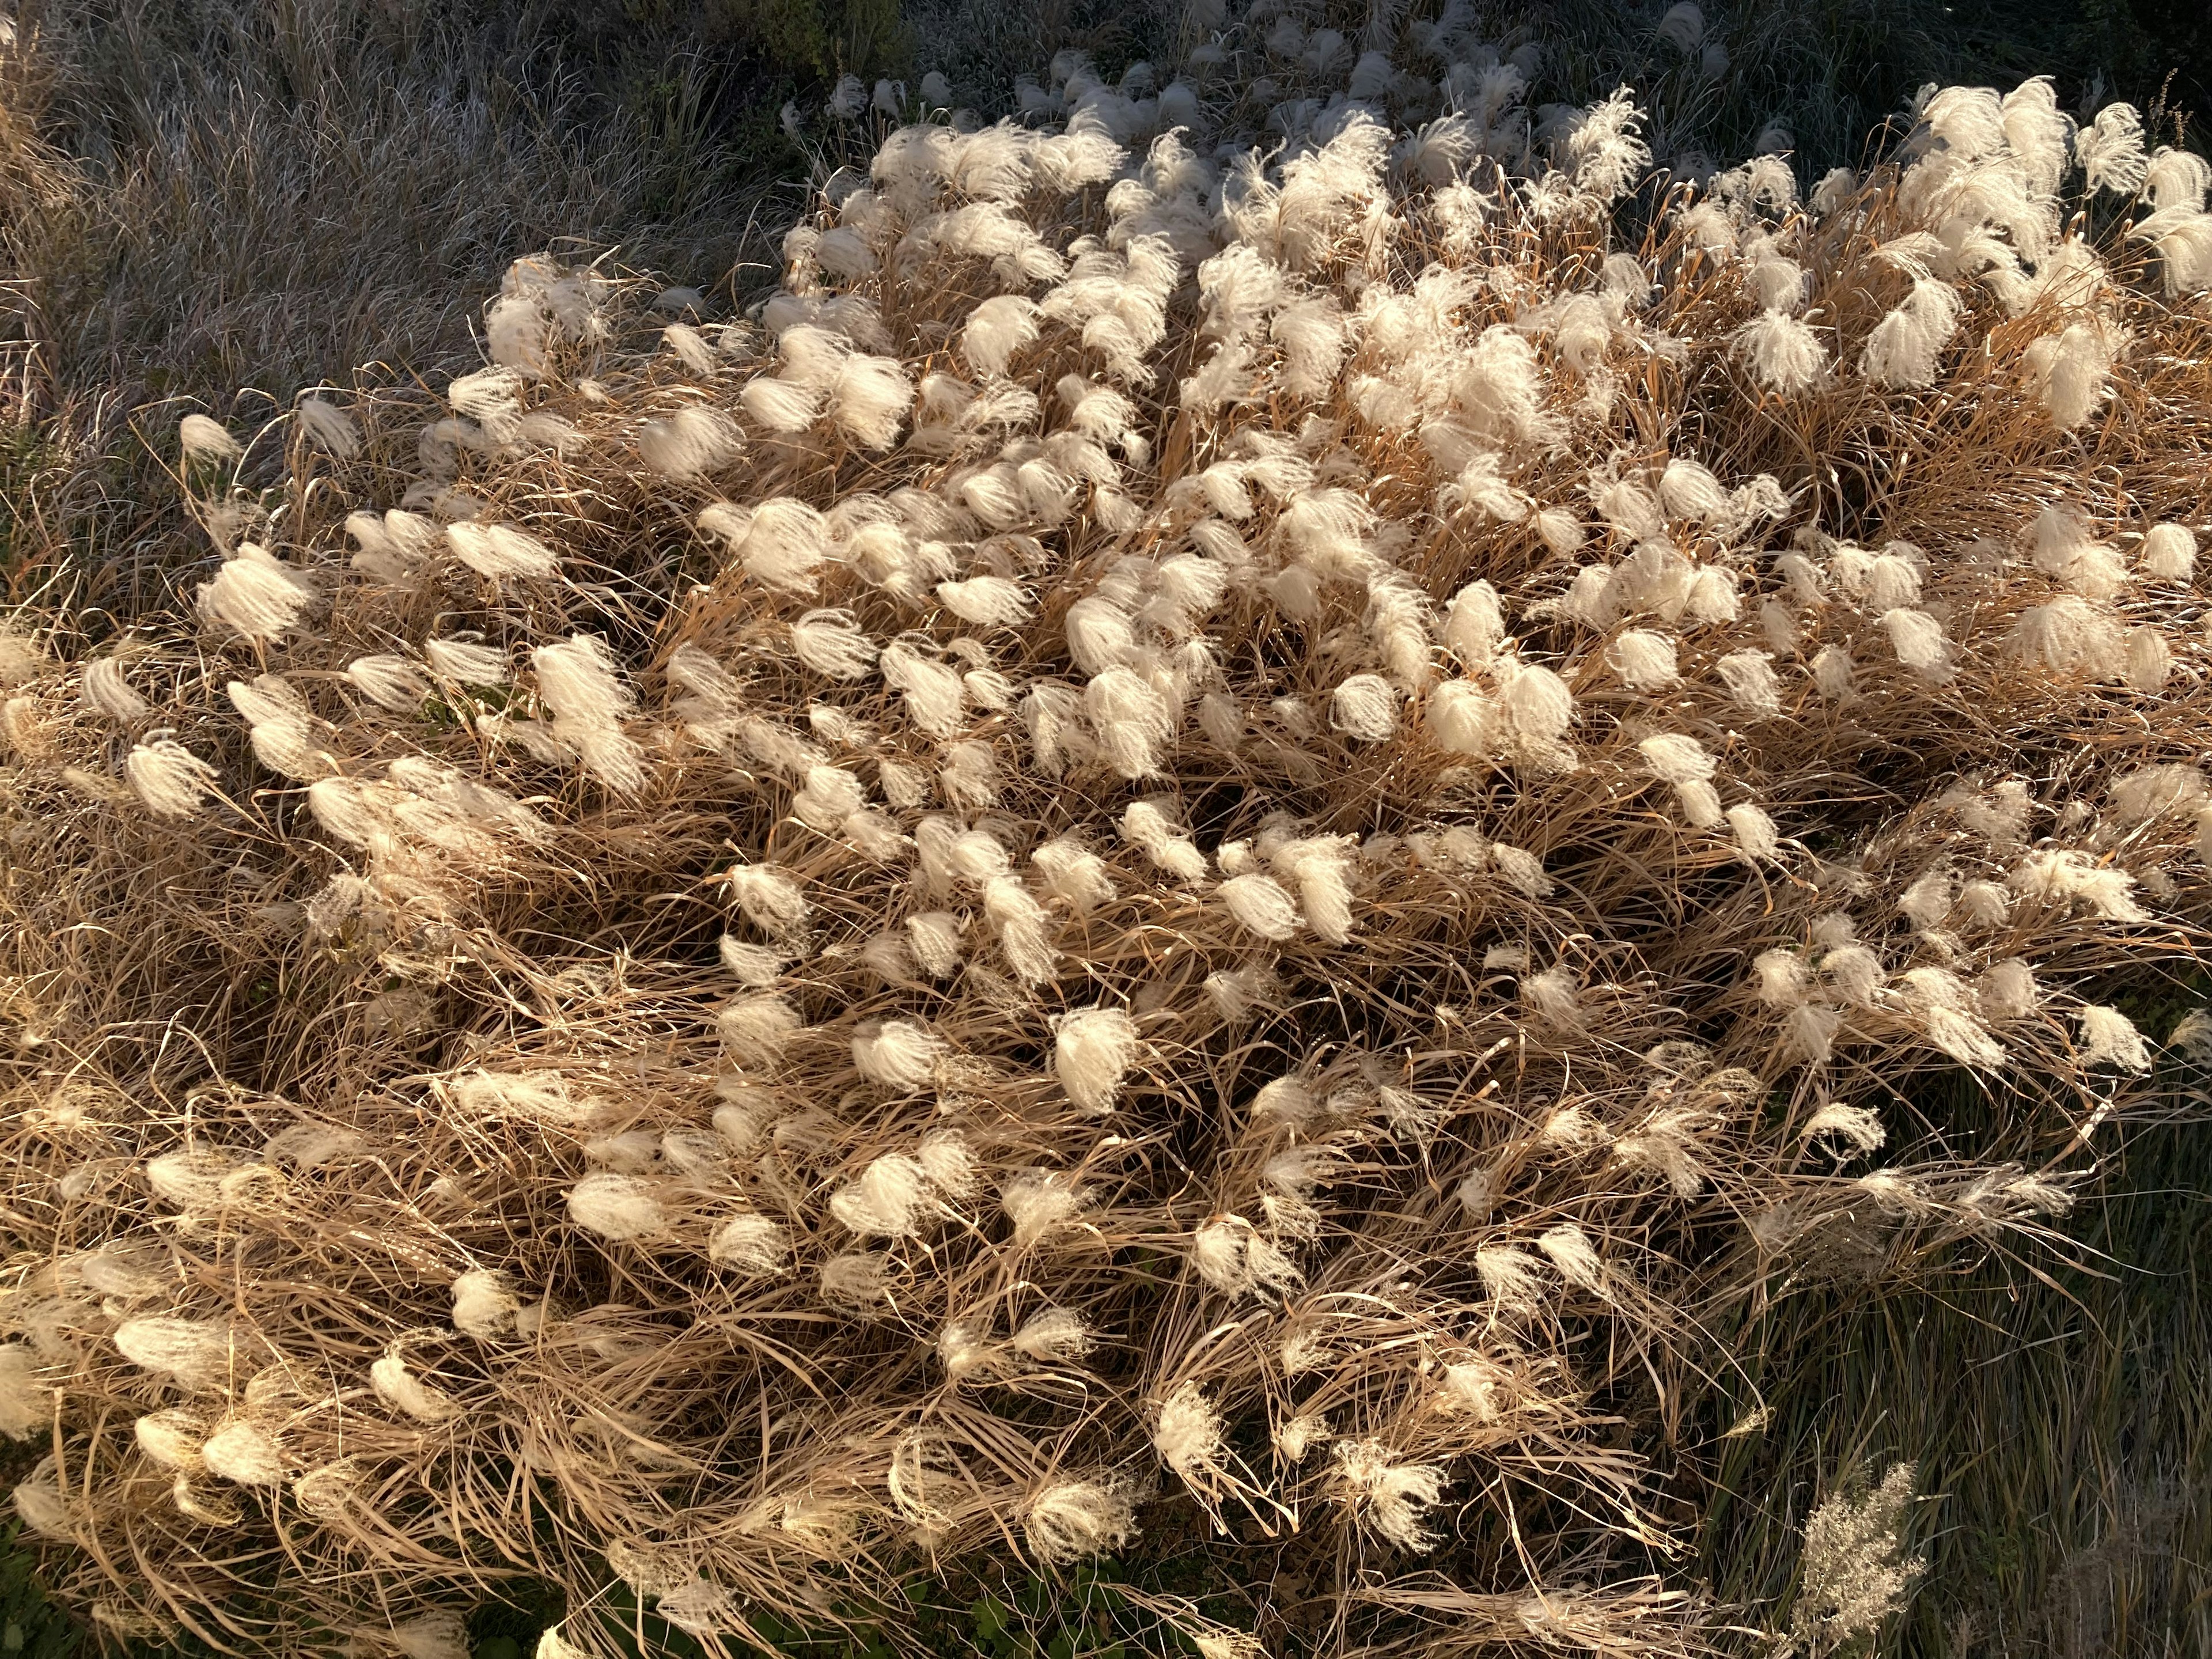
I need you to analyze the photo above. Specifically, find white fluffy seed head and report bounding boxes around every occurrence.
[81,657,150,721]
[451,1269,520,1339]
[533,635,645,792]
[1752,948,1809,1007]
[719,936,787,986]
[133,1407,207,1470]
[1490,842,1551,897]
[1859,278,1963,389]
[1270,835,1354,942]
[0,1347,50,1441]
[370,1350,459,1423]
[1442,581,1505,665]
[1821,944,1885,1006]
[1191,1213,1301,1297]
[346,653,433,713]
[1880,608,1950,674]
[2110,763,2207,824]
[1638,732,1715,786]
[830,1153,934,1237]
[1782,1002,1842,1064]
[726,863,808,933]
[446,521,559,581]
[792,764,869,830]
[937,575,1033,626]
[2080,1004,2150,1070]
[1331,673,1398,740]
[125,738,220,818]
[1979,959,2041,1021]
[1802,1103,1884,1153]
[1476,1245,1544,1310]
[961,296,1041,377]
[1638,733,1723,825]
[916,1130,978,1200]
[1611,629,1680,689]
[710,1214,791,1274]
[1032,837,1115,913]
[1521,966,1578,1026]
[790,609,877,679]
[1054,1006,1140,1112]
[1728,803,1779,860]
[114,1317,236,1392]
[201,1418,285,1486]
[903,910,964,978]
[1024,1480,1135,1565]
[725,498,831,594]
[1219,873,1301,939]
[1001,1168,1089,1245]
[2141,522,2196,581]
[2126,627,2173,695]
[567,1173,664,1241]
[882,643,968,737]
[1716,649,1783,715]
[1153,1381,1222,1478]
[197,544,319,642]
[853,1018,946,1091]
[179,413,242,461]
[390,1613,472,1659]
[423,636,507,685]
[2008,596,2127,679]
[2024,320,2118,429]
[637,407,743,479]
[1498,660,1574,753]
[12,1465,71,1539]
[1086,665,1173,778]
[715,995,800,1061]
[1010,1306,1093,1364]
[984,877,1058,983]
[1537,1223,1605,1293]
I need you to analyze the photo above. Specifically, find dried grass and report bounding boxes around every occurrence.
[0,5,2209,1657]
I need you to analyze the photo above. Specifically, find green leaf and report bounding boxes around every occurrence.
[971,1596,1007,1642]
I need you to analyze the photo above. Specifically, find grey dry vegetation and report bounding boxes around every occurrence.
[0,1,2209,1657]
[1785,1464,1923,1658]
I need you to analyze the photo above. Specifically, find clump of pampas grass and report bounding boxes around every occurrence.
[1,8,2208,1657]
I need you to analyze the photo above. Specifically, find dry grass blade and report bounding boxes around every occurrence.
[0,6,2209,1658]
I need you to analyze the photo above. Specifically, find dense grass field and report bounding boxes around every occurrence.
[2,2,2209,1656]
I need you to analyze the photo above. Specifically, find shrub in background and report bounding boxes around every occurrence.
[0,0,877,619]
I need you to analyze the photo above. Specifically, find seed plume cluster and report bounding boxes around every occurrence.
[1,3,2207,1654]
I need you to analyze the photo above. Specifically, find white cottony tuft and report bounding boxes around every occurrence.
[1219,873,1301,939]
[370,1349,459,1423]
[2080,1004,2150,1071]
[1638,733,1723,827]
[1054,1007,1140,1112]
[1331,673,1398,740]
[2141,522,2196,581]
[81,657,150,721]
[452,1270,520,1339]
[1024,1480,1134,1565]
[637,407,743,480]
[198,545,316,642]
[125,738,221,818]
[567,1174,664,1241]
[179,414,242,462]
[710,1215,791,1275]
[1152,1381,1223,1479]
[853,1019,946,1091]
